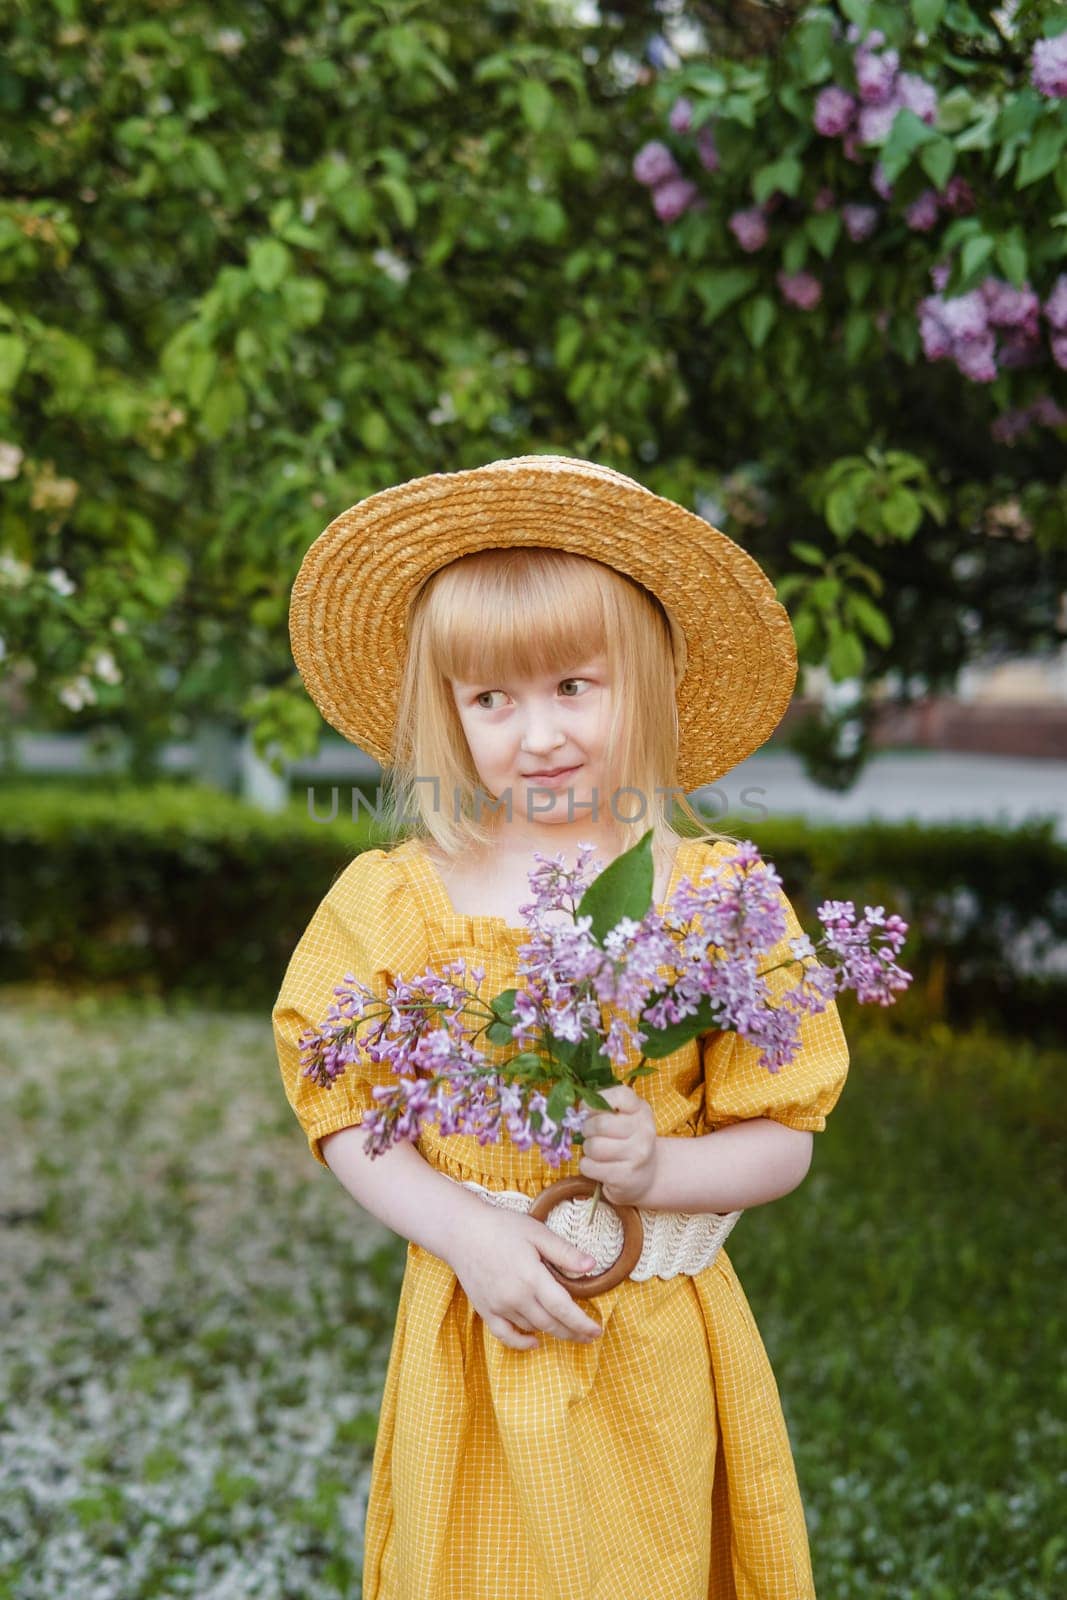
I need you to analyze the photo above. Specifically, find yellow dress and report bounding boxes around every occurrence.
[272,835,850,1600]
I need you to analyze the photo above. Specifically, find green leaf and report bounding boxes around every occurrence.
[752,155,803,204]
[919,135,955,190]
[878,108,937,181]
[200,377,247,439]
[844,309,872,363]
[491,988,520,1022]
[576,828,654,943]
[739,294,776,349]
[508,1051,548,1078]
[794,13,834,84]
[781,231,808,274]
[486,1020,514,1045]
[641,994,723,1059]
[994,229,1027,288]
[828,629,865,680]
[184,345,217,407]
[249,238,290,293]
[545,1031,579,1067]
[693,267,758,324]
[378,175,417,228]
[1017,120,1066,189]
[546,1078,574,1122]
[519,78,553,132]
[806,210,841,258]
[845,590,892,646]
[845,260,873,304]
[789,541,826,566]
[793,608,820,657]
[911,0,946,32]
[826,487,858,538]
[882,489,922,538]
[0,332,28,392]
[960,232,995,280]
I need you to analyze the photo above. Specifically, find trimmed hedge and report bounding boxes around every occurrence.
[1,783,1065,1033]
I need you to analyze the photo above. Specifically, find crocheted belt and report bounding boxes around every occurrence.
[449,1175,743,1282]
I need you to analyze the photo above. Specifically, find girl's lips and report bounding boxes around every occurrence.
[523,764,582,786]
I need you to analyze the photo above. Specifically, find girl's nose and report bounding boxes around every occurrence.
[520,700,567,755]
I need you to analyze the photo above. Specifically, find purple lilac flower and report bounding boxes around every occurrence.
[1044,274,1067,330]
[303,840,911,1162]
[942,175,975,214]
[930,261,951,292]
[813,85,856,136]
[633,140,679,188]
[729,206,769,251]
[1052,334,1067,371]
[812,185,836,213]
[895,71,938,124]
[905,189,940,232]
[996,325,1044,369]
[1031,33,1067,99]
[652,176,700,222]
[982,277,1041,331]
[669,96,693,133]
[919,289,999,380]
[1031,394,1067,425]
[991,394,1067,443]
[855,45,900,106]
[815,901,910,1005]
[842,203,879,242]
[777,270,823,310]
[858,100,901,144]
[696,124,719,172]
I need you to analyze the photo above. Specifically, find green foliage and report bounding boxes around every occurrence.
[0,0,1064,793]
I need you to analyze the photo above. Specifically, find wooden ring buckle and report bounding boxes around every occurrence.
[527,1176,644,1298]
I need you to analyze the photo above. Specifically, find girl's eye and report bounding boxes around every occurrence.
[474,690,506,709]
[559,678,590,697]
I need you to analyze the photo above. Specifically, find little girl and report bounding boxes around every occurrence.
[273,455,850,1600]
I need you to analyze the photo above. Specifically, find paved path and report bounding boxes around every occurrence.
[696,750,1067,841]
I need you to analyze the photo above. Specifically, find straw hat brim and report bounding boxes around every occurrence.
[289,454,797,794]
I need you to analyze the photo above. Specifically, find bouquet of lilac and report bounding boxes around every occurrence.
[299,831,910,1214]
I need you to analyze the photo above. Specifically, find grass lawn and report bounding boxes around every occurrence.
[0,991,1064,1599]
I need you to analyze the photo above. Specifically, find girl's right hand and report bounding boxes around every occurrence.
[446,1206,605,1351]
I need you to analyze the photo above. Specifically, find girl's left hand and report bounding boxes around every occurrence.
[578,1083,659,1207]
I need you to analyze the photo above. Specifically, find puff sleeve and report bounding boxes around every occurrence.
[271,847,432,1167]
[699,850,850,1135]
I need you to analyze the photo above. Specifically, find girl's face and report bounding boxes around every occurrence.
[449,654,614,827]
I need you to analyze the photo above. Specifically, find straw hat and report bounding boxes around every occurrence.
[288,454,797,792]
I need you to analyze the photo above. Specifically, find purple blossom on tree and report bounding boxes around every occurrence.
[842,203,879,242]
[855,45,900,106]
[1031,32,1067,99]
[813,85,856,137]
[696,124,719,172]
[1043,274,1067,331]
[652,177,700,222]
[669,96,693,133]
[776,270,823,310]
[632,140,679,188]
[894,71,938,125]
[728,206,769,251]
[858,100,901,144]
[905,189,941,232]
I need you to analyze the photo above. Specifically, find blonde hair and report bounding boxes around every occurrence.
[380,547,742,878]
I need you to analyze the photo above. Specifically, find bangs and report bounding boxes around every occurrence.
[420,548,610,685]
